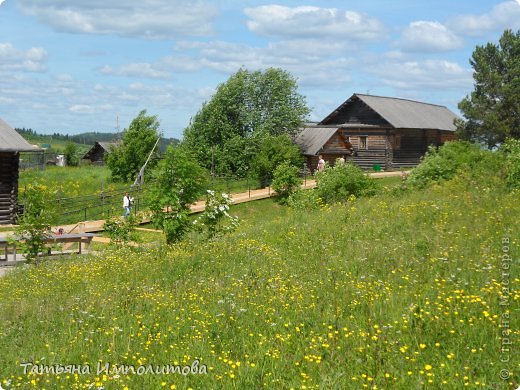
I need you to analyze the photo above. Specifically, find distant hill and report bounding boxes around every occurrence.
[15,128,180,153]
[15,128,122,146]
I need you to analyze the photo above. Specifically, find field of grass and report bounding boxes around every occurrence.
[19,165,124,198]
[0,166,517,389]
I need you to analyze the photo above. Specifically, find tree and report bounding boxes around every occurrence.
[149,146,208,244]
[106,110,162,182]
[63,142,79,166]
[251,134,304,187]
[457,29,520,148]
[183,68,310,174]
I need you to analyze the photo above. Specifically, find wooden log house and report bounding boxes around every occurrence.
[296,94,458,171]
[82,141,120,165]
[0,118,39,224]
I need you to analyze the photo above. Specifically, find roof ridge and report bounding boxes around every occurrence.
[354,93,449,109]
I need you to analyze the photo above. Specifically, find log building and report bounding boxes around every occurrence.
[82,141,120,165]
[0,118,38,224]
[296,94,458,171]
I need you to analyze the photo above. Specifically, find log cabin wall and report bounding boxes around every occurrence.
[0,152,19,224]
[391,129,427,168]
[338,128,390,169]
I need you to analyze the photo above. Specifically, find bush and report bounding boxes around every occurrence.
[64,142,79,166]
[272,162,302,204]
[252,134,303,187]
[103,216,139,246]
[193,190,239,239]
[500,138,520,189]
[315,162,376,204]
[407,141,486,189]
[287,189,324,210]
[12,184,57,263]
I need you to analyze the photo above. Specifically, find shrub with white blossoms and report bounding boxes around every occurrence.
[193,190,240,239]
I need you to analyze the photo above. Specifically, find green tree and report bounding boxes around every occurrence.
[183,68,310,174]
[251,134,304,187]
[63,141,79,166]
[457,29,520,148]
[107,110,161,182]
[149,146,208,244]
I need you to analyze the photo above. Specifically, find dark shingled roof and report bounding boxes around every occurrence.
[0,118,38,152]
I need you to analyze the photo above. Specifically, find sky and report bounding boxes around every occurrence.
[0,1,519,139]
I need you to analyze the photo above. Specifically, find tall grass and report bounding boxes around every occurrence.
[0,166,517,388]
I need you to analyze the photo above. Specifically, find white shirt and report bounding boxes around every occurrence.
[123,196,133,207]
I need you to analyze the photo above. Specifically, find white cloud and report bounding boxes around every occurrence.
[0,43,47,72]
[18,0,219,39]
[244,5,385,41]
[368,59,473,90]
[401,21,463,52]
[100,63,171,79]
[170,40,355,88]
[448,1,520,37]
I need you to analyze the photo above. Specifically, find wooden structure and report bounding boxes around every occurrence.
[296,94,458,171]
[82,141,119,164]
[0,118,38,224]
[0,233,98,261]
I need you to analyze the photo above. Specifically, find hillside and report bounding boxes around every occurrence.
[0,141,518,389]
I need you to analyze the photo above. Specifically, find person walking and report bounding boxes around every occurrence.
[317,155,325,173]
[123,192,134,218]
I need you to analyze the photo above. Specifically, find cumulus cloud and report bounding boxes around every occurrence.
[17,0,219,39]
[100,63,171,79]
[244,5,385,41]
[448,1,520,37]
[0,43,48,72]
[401,21,463,52]
[170,40,354,88]
[367,59,473,90]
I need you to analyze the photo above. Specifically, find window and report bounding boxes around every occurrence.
[359,136,368,150]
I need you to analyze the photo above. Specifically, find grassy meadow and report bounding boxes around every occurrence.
[19,165,125,199]
[0,165,518,389]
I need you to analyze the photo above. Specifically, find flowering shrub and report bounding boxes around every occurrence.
[193,190,239,239]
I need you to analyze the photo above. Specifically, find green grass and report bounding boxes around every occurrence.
[0,170,517,389]
[19,165,125,198]
[18,165,135,224]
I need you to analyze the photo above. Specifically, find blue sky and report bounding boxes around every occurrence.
[0,0,519,139]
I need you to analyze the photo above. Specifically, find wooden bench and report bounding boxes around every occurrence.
[0,233,98,261]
